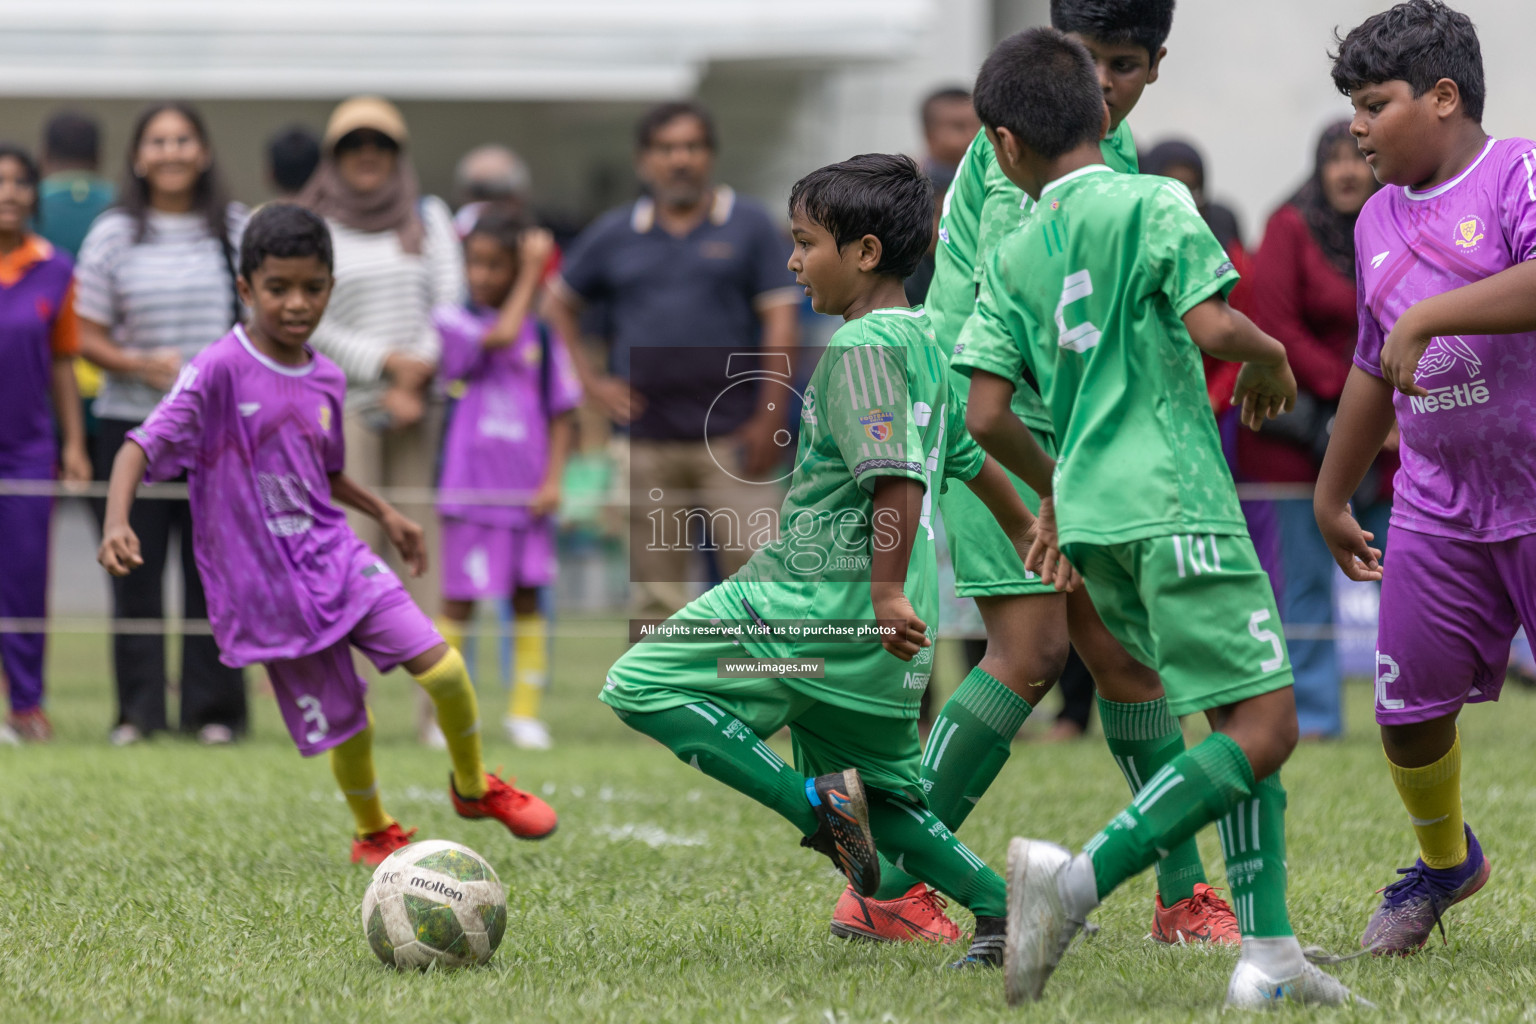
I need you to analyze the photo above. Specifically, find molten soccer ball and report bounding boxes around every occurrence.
[361,840,507,969]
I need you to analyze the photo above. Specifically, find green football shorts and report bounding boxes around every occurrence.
[938,429,1058,598]
[1063,532,1294,718]
[602,613,925,801]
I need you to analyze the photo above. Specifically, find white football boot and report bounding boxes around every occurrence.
[1226,959,1373,1010]
[1003,838,1086,1005]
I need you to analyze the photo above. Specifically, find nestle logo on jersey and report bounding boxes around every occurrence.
[1409,380,1490,414]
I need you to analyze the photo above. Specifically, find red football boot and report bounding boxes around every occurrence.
[451,772,558,839]
[830,883,962,944]
[351,822,417,866]
[1151,882,1241,945]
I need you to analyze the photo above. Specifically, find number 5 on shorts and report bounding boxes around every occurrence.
[1248,610,1284,672]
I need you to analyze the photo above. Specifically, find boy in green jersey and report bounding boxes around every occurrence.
[602,153,1051,968]
[952,30,1367,1008]
[842,0,1240,950]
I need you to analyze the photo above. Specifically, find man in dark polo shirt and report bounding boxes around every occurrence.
[544,101,800,616]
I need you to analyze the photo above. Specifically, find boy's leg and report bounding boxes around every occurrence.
[330,709,392,836]
[1006,537,1355,1006]
[1361,529,1511,953]
[1067,588,1225,931]
[507,520,558,743]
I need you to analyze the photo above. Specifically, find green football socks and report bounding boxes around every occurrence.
[618,703,1008,918]
[1097,695,1207,904]
[1085,731,1254,900]
[1217,772,1294,938]
[872,668,1031,900]
[621,703,819,835]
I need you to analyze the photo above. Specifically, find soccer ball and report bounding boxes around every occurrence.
[361,840,507,969]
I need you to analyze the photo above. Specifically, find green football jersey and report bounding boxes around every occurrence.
[706,306,983,714]
[927,120,1138,434]
[951,165,1245,547]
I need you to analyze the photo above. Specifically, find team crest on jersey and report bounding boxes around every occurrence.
[801,385,817,426]
[318,404,332,431]
[1453,215,1485,250]
[860,408,894,442]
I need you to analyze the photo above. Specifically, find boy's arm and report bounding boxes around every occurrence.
[1182,296,1298,430]
[328,472,428,577]
[870,476,930,662]
[1380,260,1536,395]
[1312,366,1394,582]
[483,229,555,348]
[963,370,1056,496]
[98,441,148,576]
[530,411,576,518]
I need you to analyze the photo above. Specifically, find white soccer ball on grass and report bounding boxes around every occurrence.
[361,840,507,969]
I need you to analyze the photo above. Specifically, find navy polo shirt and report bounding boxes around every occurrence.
[555,187,799,441]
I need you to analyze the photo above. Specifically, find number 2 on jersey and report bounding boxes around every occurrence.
[1055,270,1102,353]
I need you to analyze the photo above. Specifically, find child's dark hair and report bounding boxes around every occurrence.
[266,125,321,195]
[973,29,1104,160]
[466,208,532,255]
[1050,0,1176,60]
[788,153,933,280]
[238,203,333,280]
[1331,0,1484,122]
[43,111,100,166]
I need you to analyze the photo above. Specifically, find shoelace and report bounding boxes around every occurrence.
[1187,886,1238,929]
[1374,862,1459,947]
[913,888,950,917]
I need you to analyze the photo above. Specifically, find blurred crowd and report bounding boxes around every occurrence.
[5,87,1513,751]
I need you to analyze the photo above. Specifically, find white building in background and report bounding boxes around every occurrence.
[0,0,990,219]
[1,0,1530,243]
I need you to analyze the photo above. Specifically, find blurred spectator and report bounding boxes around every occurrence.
[906,86,978,304]
[1240,119,1386,739]
[265,124,320,198]
[36,111,115,464]
[1143,138,1252,411]
[452,144,532,238]
[297,96,464,746]
[542,101,800,616]
[75,101,249,747]
[37,111,115,258]
[0,143,90,744]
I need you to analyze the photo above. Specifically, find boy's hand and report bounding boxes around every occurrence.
[98,523,143,576]
[1022,496,1080,592]
[871,584,929,661]
[1316,504,1383,582]
[518,228,556,278]
[382,508,428,577]
[529,477,562,518]
[1231,358,1298,431]
[1379,313,1434,397]
[59,442,91,489]
[383,352,434,391]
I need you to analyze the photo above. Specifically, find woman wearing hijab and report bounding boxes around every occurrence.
[1239,120,1387,739]
[299,96,464,746]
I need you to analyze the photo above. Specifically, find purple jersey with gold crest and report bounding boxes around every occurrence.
[1354,136,1536,542]
[129,327,403,666]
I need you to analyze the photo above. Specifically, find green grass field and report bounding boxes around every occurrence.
[5,620,1536,1023]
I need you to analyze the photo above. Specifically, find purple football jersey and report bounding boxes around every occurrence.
[434,306,582,527]
[129,327,403,666]
[1354,137,1536,541]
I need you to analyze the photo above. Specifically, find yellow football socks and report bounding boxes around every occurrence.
[510,612,549,720]
[329,711,393,836]
[1388,731,1466,869]
[414,647,487,799]
[436,616,466,655]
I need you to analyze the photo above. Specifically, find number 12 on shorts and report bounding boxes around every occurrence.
[1247,610,1284,673]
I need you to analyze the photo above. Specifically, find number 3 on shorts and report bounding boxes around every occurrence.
[1247,610,1284,673]
[296,694,330,744]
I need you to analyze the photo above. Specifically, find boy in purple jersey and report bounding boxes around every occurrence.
[1317,0,1536,954]
[436,211,580,751]
[98,204,558,864]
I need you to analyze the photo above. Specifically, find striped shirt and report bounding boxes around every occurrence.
[307,195,464,412]
[74,206,248,422]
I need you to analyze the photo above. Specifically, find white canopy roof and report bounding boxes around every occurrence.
[0,0,932,99]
